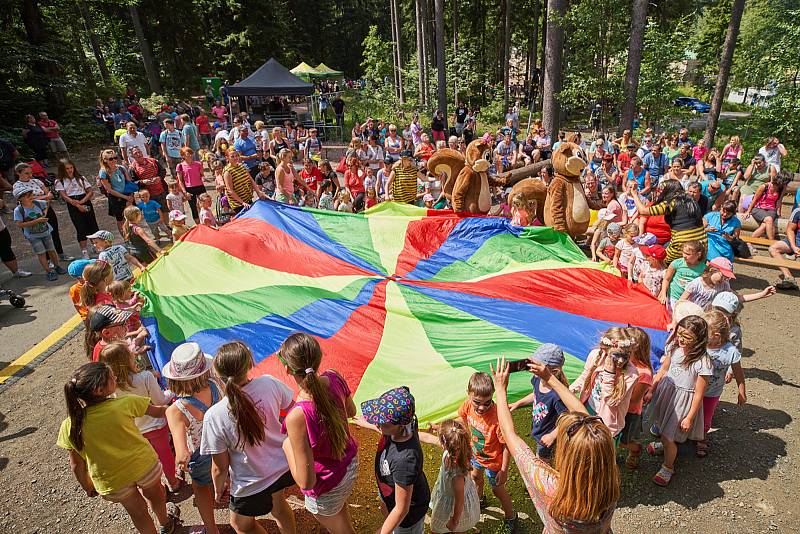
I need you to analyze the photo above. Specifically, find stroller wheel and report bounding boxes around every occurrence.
[10,295,25,308]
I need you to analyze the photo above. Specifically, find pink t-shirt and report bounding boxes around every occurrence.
[280,371,357,497]
[176,161,204,188]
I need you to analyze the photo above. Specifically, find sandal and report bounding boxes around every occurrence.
[626,446,642,469]
[653,464,674,486]
[646,441,664,456]
[696,439,709,458]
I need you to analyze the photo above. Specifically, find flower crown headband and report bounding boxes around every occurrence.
[600,337,635,349]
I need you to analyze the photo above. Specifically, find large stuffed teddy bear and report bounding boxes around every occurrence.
[427,139,503,213]
[543,141,605,237]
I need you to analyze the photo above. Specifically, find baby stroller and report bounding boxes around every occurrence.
[0,288,25,308]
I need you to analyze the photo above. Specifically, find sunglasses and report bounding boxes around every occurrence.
[106,156,117,161]
[566,415,603,438]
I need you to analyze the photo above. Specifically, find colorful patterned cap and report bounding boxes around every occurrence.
[86,230,114,242]
[361,386,415,426]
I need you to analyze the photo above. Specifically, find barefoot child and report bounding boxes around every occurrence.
[164,343,222,534]
[696,310,746,458]
[507,344,569,460]
[459,372,517,531]
[87,230,143,282]
[645,315,711,486]
[99,342,179,491]
[57,362,178,534]
[419,420,481,534]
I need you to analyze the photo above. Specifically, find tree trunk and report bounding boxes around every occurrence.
[503,0,512,109]
[618,0,648,134]
[77,0,111,88]
[538,5,548,110]
[415,0,426,106]
[453,0,458,106]
[69,5,97,97]
[20,0,67,115]
[704,0,745,147]
[390,0,405,103]
[389,0,400,99]
[528,0,540,104]
[435,0,447,128]
[542,0,566,137]
[129,4,162,94]
[421,0,430,107]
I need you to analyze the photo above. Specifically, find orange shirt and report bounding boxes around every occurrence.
[70,282,87,319]
[458,398,506,471]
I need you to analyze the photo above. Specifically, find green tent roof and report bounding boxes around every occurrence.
[290,62,323,81]
[315,63,343,78]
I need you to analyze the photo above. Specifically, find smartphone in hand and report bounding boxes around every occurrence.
[507,359,531,373]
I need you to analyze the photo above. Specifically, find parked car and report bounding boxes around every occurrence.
[674,97,711,113]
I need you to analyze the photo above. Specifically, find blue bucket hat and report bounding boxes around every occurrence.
[67,259,95,278]
[361,386,415,426]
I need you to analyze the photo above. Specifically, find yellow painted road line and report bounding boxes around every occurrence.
[0,314,83,385]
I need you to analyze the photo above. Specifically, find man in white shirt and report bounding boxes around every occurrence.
[118,122,150,163]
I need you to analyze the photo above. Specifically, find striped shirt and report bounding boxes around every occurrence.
[392,165,418,204]
[224,163,253,209]
[648,198,706,264]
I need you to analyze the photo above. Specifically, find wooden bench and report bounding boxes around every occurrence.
[740,235,777,247]
[735,255,800,272]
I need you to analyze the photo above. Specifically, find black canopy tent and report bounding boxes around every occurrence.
[227,58,314,97]
[227,58,315,125]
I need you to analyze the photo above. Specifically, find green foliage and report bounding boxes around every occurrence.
[139,93,178,115]
[689,0,729,99]
[360,26,396,100]
[636,19,692,127]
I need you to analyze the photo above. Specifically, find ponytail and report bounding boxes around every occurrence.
[214,341,265,449]
[279,332,350,459]
[64,362,113,450]
[80,262,112,309]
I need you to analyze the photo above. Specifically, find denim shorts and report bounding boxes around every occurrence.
[27,233,55,255]
[470,457,500,487]
[188,450,213,486]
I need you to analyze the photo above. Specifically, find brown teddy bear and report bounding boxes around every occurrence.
[543,141,604,237]
[426,139,503,213]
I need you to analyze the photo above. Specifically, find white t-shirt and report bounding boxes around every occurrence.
[215,130,230,143]
[615,239,637,271]
[200,375,293,497]
[54,176,91,197]
[119,132,149,162]
[117,371,170,433]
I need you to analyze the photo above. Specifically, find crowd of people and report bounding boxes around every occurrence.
[0,93,796,533]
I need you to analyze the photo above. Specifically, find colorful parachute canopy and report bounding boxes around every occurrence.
[136,201,669,423]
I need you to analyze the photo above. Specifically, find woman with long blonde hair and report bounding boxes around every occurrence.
[490,357,619,531]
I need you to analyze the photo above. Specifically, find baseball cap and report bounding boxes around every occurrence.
[599,208,619,222]
[361,386,415,426]
[12,181,36,198]
[634,232,658,246]
[712,291,740,314]
[86,230,114,242]
[169,210,186,221]
[88,305,133,332]
[640,244,666,260]
[531,343,565,367]
[708,257,736,279]
[607,222,622,235]
[67,259,95,278]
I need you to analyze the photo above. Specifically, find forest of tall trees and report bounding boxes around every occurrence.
[2,0,800,144]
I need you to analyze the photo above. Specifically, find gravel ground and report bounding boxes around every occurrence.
[0,146,797,533]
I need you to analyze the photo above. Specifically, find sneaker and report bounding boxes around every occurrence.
[46,270,58,281]
[504,512,518,534]
[54,265,68,275]
[650,424,661,437]
[81,249,90,259]
[12,270,32,278]
[775,276,799,290]
[59,253,75,262]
